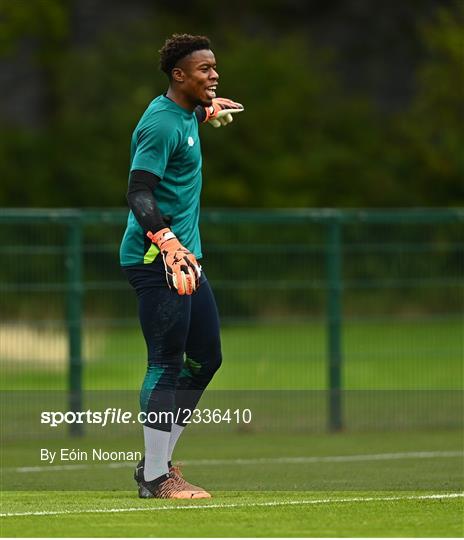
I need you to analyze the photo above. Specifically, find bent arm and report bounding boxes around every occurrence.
[126,169,167,234]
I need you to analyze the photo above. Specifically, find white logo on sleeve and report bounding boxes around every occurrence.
[187,136,194,147]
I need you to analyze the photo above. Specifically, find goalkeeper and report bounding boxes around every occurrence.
[119,33,243,500]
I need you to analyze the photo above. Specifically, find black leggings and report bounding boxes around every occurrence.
[124,260,222,431]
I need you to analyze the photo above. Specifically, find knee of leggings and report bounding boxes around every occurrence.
[148,348,184,368]
[187,350,222,386]
[147,356,183,388]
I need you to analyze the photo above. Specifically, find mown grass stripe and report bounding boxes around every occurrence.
[12,450,464,473]
[1,493,462,518]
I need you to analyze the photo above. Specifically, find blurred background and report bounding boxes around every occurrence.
[0,0,463,486]
[0,0,463,208]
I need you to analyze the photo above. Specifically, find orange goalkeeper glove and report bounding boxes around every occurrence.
[147,228,201,295]
[204,97,244,128]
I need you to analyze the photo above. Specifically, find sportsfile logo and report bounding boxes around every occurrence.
[40,408,252,428]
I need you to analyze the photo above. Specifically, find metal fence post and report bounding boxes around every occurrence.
[66,217,83,436]
[327,217,343,431]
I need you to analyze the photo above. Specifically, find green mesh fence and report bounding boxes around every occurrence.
[0,208,463,434]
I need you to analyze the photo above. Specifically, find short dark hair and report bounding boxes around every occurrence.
[159,33,211,77]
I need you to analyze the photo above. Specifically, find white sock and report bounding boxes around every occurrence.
[143,425,170,481]
[167,423,185,463]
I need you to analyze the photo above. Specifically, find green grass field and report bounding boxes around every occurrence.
[2,318,462,390]
[1,430,463,537]
[2,491,463,537]
[1,318,463,536]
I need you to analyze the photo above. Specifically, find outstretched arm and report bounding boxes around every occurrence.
[195,97,244,127]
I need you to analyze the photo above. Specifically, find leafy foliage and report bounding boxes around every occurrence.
[0,2,462,207]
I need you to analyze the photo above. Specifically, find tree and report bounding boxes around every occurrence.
[394,2,464,205]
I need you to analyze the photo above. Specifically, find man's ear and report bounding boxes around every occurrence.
[171,67,184,83]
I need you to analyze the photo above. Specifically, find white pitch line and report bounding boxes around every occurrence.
[177,451,464,466]
[10,450,464,473]
[1,493,462,518]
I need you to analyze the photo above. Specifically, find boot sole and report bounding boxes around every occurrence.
[137,482,211,499]
[138,483,155,498]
